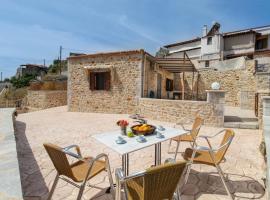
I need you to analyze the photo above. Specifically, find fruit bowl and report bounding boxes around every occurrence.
[131,124,156,136]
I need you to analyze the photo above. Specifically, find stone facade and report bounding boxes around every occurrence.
[184,60,256,108]
[68,51,143,114]
[68,50,227,127]
[138,95,224,127]
[27,90,67,110]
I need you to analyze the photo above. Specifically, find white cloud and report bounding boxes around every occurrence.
[118,15,162,45]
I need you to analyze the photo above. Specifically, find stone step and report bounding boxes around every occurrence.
[224,121,259,129]
[224,115,258,122]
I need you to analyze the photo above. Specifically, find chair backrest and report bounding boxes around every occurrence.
[190,116,203,139]
[125,161,186,200]
[216,129,235,163]
[43,143,73,178]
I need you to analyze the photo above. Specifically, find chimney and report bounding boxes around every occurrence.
[202,25,208,37]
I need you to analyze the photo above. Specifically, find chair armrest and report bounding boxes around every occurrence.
[193,145,213,151]
[199,129,226,139]
[174,123,191,132]
[63,144,82,159]
[115,168,146,182]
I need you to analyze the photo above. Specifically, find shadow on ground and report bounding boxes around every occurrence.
[182,169,265,199]
[15,120,49,199]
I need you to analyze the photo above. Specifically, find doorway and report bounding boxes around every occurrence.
[157,73,162,99]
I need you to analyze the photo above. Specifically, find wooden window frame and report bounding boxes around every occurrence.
[205,60,210,67]
[89,71,111,91]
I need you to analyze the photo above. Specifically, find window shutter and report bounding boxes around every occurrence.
[89,72,95,90]
[104,72,111,90]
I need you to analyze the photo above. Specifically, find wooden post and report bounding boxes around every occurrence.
[181,51,186,100]
[181,72,185,100]
[191,68,194,100]
[143,55,147,97]
[196,73,199,100]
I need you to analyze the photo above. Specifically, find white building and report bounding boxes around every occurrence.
[161,23,270,68]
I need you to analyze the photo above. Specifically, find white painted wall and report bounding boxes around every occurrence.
[201,34,223,60]
[167,48,201,59]
[167,40,201,53]
[164,25,270,64]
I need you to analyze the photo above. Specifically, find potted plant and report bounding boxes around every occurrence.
[117,120,129,136]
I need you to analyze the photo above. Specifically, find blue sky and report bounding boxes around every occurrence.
[0,0,269,79]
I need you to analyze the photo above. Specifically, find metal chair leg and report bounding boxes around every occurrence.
[47,174,59,200]
[215,164,234,200]
[175,182,182,200]
[174,141,180,160]
[106,159,115,197]
[168,139,172,153]
[184,163,192,185]
[76,183,86,200]
[115,176,122,200]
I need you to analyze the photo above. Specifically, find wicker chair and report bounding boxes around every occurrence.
[115,161,187,200]
[43,143,114,200]
[168,116,204,160]
[182,129,235,200]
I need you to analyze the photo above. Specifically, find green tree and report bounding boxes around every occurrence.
[4,78,10,82]
[48,59,67,74]
[10,74,36,88]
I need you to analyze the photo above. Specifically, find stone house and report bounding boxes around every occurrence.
[68,50,144,114]
[16,64,48,79]
[162,23,270,68]
[67,49,199,112]
[67,24,270,127]
[67,49,227,126]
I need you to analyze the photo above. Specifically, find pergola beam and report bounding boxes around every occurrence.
[155,53,196,73]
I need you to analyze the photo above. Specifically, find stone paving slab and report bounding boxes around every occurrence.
[15,106,266,200]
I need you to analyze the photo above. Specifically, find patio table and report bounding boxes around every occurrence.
[92,126,188,175]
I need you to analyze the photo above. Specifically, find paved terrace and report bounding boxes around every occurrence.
[15,106,266,200]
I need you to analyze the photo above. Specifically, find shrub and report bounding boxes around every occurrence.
[10,74,36,88]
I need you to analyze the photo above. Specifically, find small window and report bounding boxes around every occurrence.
[256,37,268,50]
[205,61,209,67]
[207,37,212,45]
[89,72,110,90]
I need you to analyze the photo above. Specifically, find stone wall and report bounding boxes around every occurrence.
[0,108,23,199]
[262,97,270,199]
[185,60,256,108]
[138,97,224,127]
[256,73,270,91]
[27,90,67,110]
[68,51,143,114]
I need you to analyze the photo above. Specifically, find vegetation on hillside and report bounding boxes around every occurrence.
[10,74,36,88]
[48,59,67,74]
[4,87,27,100]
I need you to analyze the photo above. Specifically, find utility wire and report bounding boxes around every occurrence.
[62,47,97,53]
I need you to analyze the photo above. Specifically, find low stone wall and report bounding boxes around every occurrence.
[138,97,224,127]
[27,90,67,110]
[258,91,270,129]
[0,108,23,199]
[263,97,270,199]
